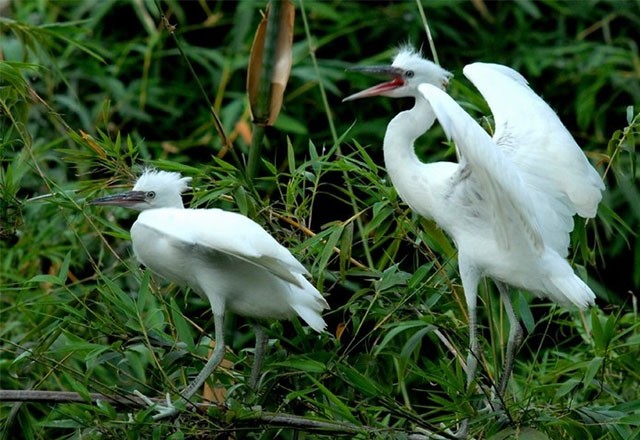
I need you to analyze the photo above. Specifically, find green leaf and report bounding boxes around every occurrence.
[287,137,296,175]
[136,270,151,312]
[375,320,428,355]
[57,252,71,284]
[583,356,604,389]
[555,378,580,398]
[316,224,343,271]
[339,221,353,278]
[517,292,535,333]
[306,374,358,424]
[490,427,550,440]
[407,262,435,290]
[170,297,195,352]
[376,265,411,292]
[400,324,434,360]
[271,357,327,373]
[28,274,62,285]
[275,112,308,135]
[337,363,385,397]
[234,185,250,216]
[590,308,605,355]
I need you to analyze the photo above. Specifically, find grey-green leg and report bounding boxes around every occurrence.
[249,324,269,390]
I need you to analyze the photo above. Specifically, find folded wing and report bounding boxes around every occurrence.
[138,208,311,287]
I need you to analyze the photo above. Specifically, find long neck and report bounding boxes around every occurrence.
[383,96,436,179]
[383,97,438,211]
[382,96,459,230]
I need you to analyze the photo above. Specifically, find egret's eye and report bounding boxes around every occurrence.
[146,191,156,199]
[405,70,415,78]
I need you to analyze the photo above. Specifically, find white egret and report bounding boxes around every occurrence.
[91,169,329,419]
[344,48,603,420]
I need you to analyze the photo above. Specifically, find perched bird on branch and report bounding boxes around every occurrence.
[345,47,603,436]
[91,169,329,419]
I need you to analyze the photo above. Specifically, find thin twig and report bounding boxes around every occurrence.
[415,0,440,65]
[602,111,639,180]
[0,389,150,406]
[152,0,233,158]
[270,211,367,269]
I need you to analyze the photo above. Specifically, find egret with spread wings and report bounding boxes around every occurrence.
[344,48,603,426]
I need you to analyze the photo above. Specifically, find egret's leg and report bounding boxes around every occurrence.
[456,260,481,438]
[144,312,226,420]
[460,276,480,389]
[453,287,477,439]
[180,311,226,401]
[496,282,523,396]
[249,324,268,390]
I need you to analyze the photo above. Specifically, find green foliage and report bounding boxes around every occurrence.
[1,1,639,439]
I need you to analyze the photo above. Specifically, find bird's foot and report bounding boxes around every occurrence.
[412,421,470,440]
[452,419,469,439]
[485,388,512,425]
[481,392,499,413]
[133,390,182,420]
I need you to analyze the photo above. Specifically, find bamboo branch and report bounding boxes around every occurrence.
[0,389,149,406]
[0,389,457,439]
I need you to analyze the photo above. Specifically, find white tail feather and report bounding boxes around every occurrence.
[292,304,328,333]
[548,275,596,309]
[289,275,329,333]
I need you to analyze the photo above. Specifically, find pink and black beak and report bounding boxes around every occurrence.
[342,66,406,102]
[90,191,146,207]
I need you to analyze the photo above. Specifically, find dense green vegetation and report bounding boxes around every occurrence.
[1,1,639,438]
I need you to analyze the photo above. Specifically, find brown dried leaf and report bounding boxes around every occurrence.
[247,11,268,117]
[80,130,107,159]
[247,1,295,126]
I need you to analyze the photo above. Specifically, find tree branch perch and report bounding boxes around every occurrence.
[0,389,457,439]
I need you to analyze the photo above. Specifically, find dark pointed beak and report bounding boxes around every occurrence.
[342,65,405,102]
[90,191,146,207]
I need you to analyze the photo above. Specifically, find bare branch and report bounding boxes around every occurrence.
[0,389,457,439]
[0,389,151,407]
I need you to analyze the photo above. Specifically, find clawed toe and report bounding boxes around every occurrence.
[133,390,181,420]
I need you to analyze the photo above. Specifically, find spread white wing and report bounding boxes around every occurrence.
[419,83,545,255]
[463,63,604,256]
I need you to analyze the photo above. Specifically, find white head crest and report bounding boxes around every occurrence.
[392,46,424,67]
[133,168,192,194]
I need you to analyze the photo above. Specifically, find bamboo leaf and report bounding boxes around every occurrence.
[170,297,196,352]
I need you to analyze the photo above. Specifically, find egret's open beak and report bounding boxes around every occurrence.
[342,66,405,102]
[90,191,146,207]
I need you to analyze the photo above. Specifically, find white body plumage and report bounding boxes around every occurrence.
[91,169,328,418]
[344,48,603,423]
[131,206,327,331]
[346,49,603,310]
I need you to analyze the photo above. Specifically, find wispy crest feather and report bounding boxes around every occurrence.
[392,45,424,66]
[133,168,192,194]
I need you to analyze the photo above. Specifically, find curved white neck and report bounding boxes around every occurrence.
[383,97,436,178]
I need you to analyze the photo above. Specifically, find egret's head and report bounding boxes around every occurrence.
[90,169,192,210]
[343,46,452,101]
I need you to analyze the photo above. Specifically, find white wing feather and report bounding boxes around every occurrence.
[463,63,604,255]
[418,83,545,254]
